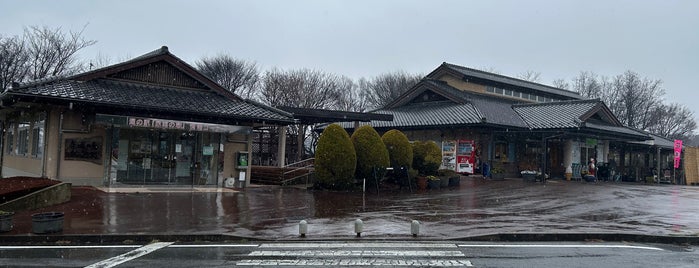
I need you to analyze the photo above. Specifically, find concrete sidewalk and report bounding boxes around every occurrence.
[1,178,698,244]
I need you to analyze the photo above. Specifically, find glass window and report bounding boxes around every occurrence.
[494,87,503,94]
[521,93,530,100]
[32,116,46,158]
[486,86,495,93]
[529,94,537,101]
[17,122,30,156]
[504,89,512,96]
[6,121,15,155]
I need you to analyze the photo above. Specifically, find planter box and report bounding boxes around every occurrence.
[448,176,461,187]
[439,176,450,188]
[522,173,536,182]
[32,212,64,234]
[0,212,13,233]
[427,179,441,190]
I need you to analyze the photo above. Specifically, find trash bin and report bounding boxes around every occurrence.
[32,212,64,234]
[0,211,13,233]
[482,162,490,177]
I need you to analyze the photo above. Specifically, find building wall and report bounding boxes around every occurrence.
[223,133,251,187]
[58,112,108,186]
[438,74,487,93]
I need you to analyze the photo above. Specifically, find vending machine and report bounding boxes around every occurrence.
[456,140,476,174]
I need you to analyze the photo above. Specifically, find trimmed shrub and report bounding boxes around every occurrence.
[412,141,441,176]
[315,124,357,190]
[381,129,413,169]
[351,125,390,183]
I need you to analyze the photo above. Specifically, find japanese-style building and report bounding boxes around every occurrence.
[0,46,295,188]
[341,62,676,181]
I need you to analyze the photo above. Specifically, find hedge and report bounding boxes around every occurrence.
[351,125,390,183]
[381,129,413,169]
[315,124,357,190]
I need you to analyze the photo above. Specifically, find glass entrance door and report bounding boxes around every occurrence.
[152,132,196,185]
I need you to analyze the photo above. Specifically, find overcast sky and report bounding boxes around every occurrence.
[2,0,697,119]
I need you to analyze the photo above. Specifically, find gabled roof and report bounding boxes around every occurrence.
[2,47,294,124]
[383,79,529,128]
[513,99,616,129]
[428,62,585,100]
[385,79,466,109]
[69,46,241,101]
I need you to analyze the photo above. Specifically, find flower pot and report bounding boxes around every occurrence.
[427,179,441,190]
[32,212,64,234]
[0,211,13,233]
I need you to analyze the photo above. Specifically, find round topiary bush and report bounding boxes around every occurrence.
[315,124,357,190]
[351,125,390,183]
[381,129,413,169]
[412,140,442,176]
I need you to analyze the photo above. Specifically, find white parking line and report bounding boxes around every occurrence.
[84,242,173,268]
[458,244,664,251]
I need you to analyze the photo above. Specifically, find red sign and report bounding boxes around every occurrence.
[674,140,682,169]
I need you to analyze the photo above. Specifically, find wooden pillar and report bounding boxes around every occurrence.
[277,126,286,167]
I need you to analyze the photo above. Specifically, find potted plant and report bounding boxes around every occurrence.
[0,211,13,233]
[490,166,506,180]
[426,175,441,189]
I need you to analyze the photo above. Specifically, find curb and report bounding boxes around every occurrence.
[1,233,697,245]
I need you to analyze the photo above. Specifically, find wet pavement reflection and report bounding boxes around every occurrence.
[4,178,699,239]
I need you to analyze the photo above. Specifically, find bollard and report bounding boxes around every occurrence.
[299,220,308,238]
[411,220,420,237]
[354,219,363,237]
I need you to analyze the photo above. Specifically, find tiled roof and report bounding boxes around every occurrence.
[388,79,529,128]
[465,93,529,128]
[513,99,599,129]
[441,63,585,100]
[346,101,482,129]
[7,79,292,122]
[585,122,650,140]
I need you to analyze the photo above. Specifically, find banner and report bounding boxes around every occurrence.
[674,140,683,169]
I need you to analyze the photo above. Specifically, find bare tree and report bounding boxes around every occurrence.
[196,54,259,99]
[1,25,95,91]
[24,25,96,79]
[646,103,697,140]
[335,76,369,112]
[0,35,29,91]
[260,68,348,161]
[517,70,542,83]
[551,78,570,90]
[359,71,422,109]
[572,71,603,99]
[608,71,665,130]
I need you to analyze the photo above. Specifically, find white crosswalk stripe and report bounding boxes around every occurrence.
[236,242,473,267]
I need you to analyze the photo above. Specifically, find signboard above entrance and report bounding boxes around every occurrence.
[95,114,250,134]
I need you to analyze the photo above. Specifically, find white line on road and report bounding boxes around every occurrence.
[258,243,458,248]
[84,242,174,268]
[249,250,466,257]
[458,244,664,251]
[168,244,259,248]
[236,259,473,266]
[0,245,142,249]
